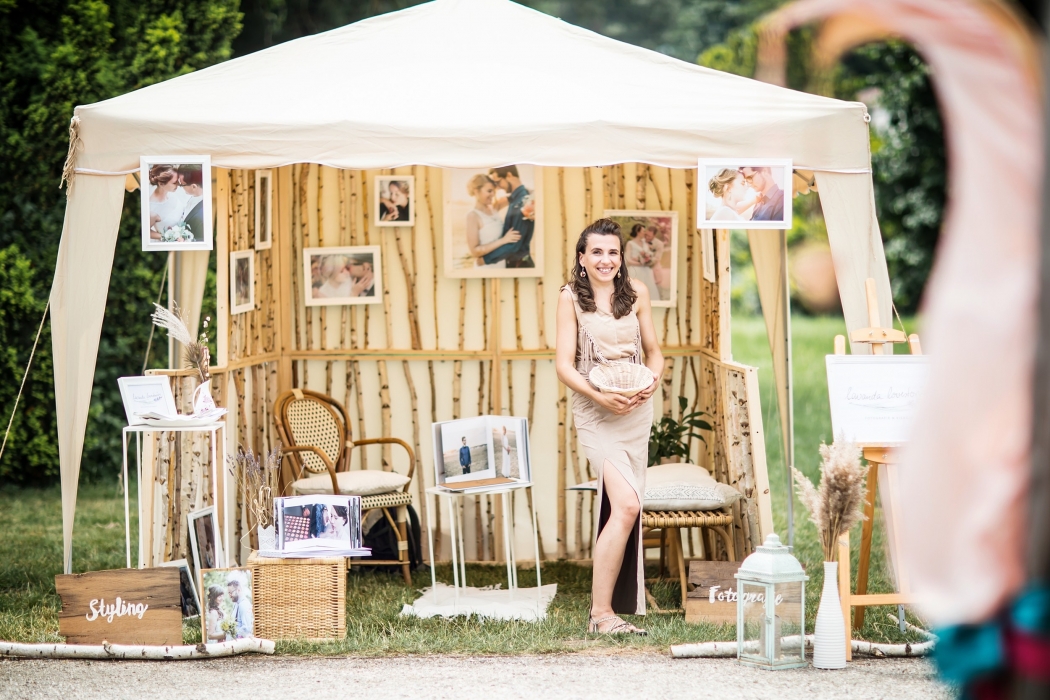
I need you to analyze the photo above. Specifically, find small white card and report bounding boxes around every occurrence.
[117,376,177,426]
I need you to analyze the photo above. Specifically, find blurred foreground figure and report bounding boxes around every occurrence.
[763,0,1046,696]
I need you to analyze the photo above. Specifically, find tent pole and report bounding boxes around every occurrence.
[780,230,795,547]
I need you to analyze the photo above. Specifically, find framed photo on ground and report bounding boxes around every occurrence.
[443,165,544,278]
[604,210,678,307]
[303,245,381,306]
[374,175,415,227]
[140,155,213,251]
[117,375,177,425]
[697,158,792,230]
[200,568,254,642]
[188,506,225,575]
[254,169,273,250]
[229,250,254,315]
[158,558,201,618]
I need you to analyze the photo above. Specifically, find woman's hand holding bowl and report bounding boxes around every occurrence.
[591,389,635,415]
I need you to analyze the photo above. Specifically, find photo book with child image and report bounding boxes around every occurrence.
[431,415,532,492]
[264,494,370,558]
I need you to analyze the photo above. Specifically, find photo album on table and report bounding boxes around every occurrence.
[263,495,369,558]
[431,415,532,492]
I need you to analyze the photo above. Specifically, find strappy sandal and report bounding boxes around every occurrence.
[588,615,648,636]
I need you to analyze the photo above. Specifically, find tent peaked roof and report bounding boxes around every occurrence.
[73,0,870,172]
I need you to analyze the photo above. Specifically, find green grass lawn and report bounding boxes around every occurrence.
[0,315,925,652]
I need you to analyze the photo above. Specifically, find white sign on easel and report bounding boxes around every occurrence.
[825,355,931,446]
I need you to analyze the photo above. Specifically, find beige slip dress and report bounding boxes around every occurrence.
[564,285,653,615]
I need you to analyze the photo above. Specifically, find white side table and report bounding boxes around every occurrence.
[121,422,227,569]
[425,483,542,609]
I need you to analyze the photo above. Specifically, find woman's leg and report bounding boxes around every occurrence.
[590,460,640,627]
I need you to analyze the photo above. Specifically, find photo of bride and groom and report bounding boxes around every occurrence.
[140,156,213,251]
[606,210,678,307]
[444,164,544,278]
[699,159,792,230]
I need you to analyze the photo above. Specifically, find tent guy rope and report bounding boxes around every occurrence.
[0,301,50,467]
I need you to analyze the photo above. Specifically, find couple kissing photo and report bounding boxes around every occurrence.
[140,155,213,251]
[699,158,792,230]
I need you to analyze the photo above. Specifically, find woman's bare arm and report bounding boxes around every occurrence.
[555,288,633,414]
[627,280,663,406]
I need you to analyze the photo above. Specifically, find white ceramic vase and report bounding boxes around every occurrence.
[813,560,847,669]
[192,378,216,415]
[257,524,276,552]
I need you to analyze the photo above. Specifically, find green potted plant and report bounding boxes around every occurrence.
[648,396,713,466]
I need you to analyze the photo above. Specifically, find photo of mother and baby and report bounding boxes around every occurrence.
[141,158,213,249]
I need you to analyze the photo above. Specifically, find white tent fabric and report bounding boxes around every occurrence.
[52,0,888,571]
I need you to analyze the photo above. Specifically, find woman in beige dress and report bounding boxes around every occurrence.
[556,218,663,635]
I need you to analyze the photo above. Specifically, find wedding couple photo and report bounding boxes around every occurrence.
[605,210,678,307]
[140,155,213,251]
[443,164,544,278]
[698,158,792,230]
[303,245,382,306]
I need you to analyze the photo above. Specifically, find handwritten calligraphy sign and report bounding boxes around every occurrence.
[826,355,931,446]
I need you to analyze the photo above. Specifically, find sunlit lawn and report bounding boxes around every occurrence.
[0,315,925,652]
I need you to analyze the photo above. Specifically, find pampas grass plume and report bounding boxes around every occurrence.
[793,439,868,562]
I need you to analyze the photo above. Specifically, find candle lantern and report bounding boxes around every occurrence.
[735,533,808,670]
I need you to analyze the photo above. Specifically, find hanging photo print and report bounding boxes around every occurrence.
[697,158,793,230]
[374,175,415,227]
[140,155,213,251]
[229,250,255,315]
[303,245,382,306]
[255,169,273,250]
[443,165,544,278]
[604,210,678,307]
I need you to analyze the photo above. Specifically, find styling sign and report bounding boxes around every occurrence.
[56,568,182,645]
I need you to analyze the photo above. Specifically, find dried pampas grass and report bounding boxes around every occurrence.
[793,439,868,562]
[151,303,211,383]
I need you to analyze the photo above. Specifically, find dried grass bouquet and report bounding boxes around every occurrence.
[792,440,869,562]
[228,445,282,530]
[151,303,211,384]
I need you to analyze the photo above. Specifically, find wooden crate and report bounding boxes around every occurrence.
[248,552,346,641]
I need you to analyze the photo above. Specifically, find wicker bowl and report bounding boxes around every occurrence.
[589,362,655,398]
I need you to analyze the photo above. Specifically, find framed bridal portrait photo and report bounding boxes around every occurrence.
[303,246,382,306]
[443,165,544,279]
[697,158,793,230]
[230,250,255,315]
[374,175,415,227]
[140,155,213,251]
[604,210,678,307]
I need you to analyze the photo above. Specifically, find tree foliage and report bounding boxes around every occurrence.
[0,0,240,485]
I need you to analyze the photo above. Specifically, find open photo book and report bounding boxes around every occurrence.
[262,495,370,559]
[431,415,531,492]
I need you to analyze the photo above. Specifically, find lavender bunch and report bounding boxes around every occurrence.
[228,445,282,529]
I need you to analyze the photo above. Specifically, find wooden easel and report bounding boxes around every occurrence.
[834,278,921,661]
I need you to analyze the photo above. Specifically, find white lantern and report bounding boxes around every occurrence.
[735,533,808,670]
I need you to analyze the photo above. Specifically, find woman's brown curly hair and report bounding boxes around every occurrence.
[569,218,637,319]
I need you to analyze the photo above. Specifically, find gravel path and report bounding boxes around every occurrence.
[0,653,948,699]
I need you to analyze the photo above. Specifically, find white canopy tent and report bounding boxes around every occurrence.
[52,0,890,572]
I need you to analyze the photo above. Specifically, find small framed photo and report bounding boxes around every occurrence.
[443,165,544,279]
[229,250,255,315]
[140,155,213,251]
[303,245,382,306]
[254,169,273,250]
[188,506,225,575]
[701,229,717,283]
[604,210,679,307]
[117,375,177,425]
[697,158,793,230]
[200,567,254,642]
[158,558,201,618]
[374,175,415,227]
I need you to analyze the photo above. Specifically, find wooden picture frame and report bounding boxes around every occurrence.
[604,209,679,307]
[374,174,415,227]
[302,245,382,306]
[698,158,793,230]
[443,165,544,279]
[140,155,213,251]
[254,169,273,250]
[229,250,255,315]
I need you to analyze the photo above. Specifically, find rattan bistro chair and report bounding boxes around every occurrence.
[273,388,415,585]
[642,510,737,610]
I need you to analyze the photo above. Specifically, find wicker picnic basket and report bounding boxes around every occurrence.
[248,552,346,641]
[588,362,655,398]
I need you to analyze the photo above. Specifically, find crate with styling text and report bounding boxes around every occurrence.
[55,568,182,645]
[248,552,346,641]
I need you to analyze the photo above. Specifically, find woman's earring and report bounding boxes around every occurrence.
[616,270,621,278]
[581,269,587,277]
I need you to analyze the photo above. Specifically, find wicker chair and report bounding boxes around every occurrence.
[273,388,414,584]
[642,510,737,610]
